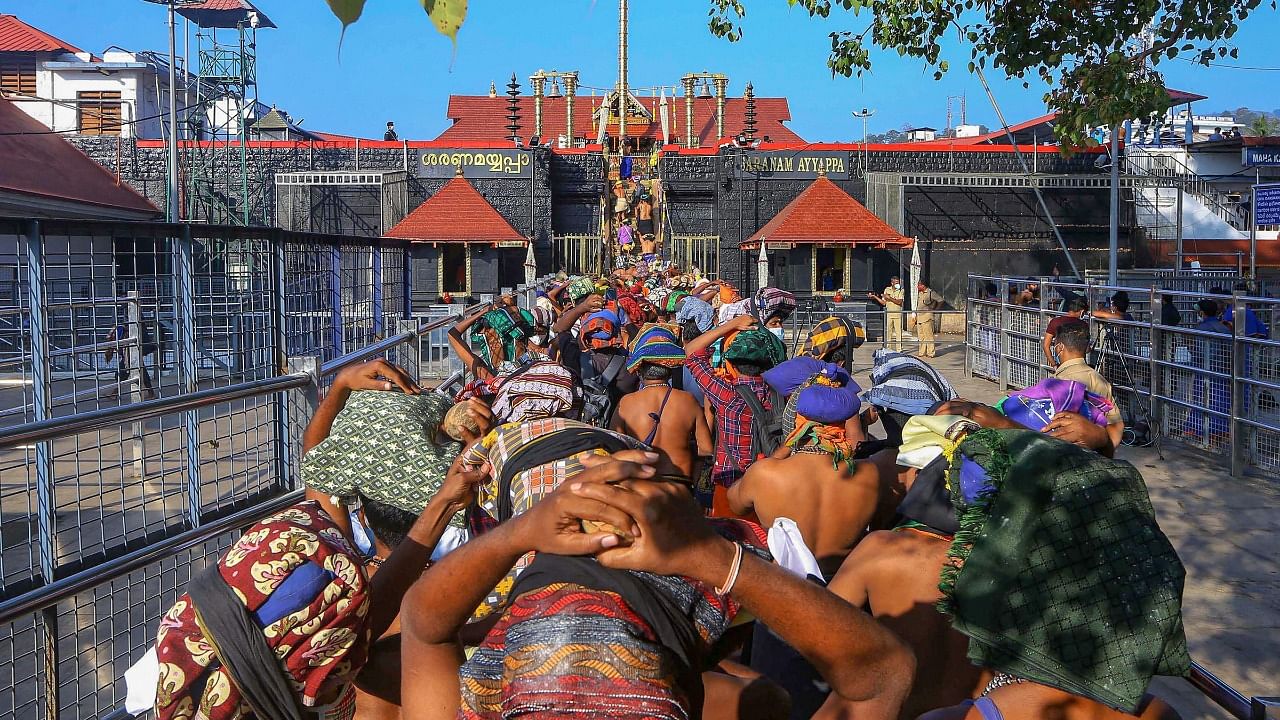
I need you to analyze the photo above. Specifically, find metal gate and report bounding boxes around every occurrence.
[668,235,720,279]
[552,234,602,276]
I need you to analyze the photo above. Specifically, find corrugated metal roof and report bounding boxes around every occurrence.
[0,98,159,216]
[0,14,84,53]
[745,175,912,248]
[175,0,277,29]
[386,174,526,243]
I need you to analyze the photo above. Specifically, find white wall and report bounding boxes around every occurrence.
[7,50,170,139]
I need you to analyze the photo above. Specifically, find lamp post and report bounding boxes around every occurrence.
[852,108,875,177]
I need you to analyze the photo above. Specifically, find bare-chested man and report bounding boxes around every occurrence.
[826,454,989,720]
[611,325,712,479]
[726,358,905,578]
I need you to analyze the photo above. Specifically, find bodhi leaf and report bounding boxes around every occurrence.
[421,0,467,46]
[325,0,366,51]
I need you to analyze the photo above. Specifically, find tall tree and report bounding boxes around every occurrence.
[707,0,1273,149]
[1248,114,1280,137]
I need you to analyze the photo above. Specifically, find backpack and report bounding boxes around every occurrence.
[733,384,786,465]
[580,353,627,428]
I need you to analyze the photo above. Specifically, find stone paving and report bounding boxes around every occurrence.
[847,337,1279,720]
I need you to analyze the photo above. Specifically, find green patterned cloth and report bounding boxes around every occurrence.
[302,390,465,527]
[723,328,787,370]
[941,429,1190,712]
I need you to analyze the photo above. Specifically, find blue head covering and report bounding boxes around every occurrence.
[675,296,715,333]
[763,357,852,398]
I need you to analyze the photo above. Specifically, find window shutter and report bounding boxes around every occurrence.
[0,58,37,96]
[77,91,123,136]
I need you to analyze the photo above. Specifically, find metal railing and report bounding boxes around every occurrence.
[0,215,553,719]
[783,297,967,358]
[965,274,1280,478]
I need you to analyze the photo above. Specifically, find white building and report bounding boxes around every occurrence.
[0,14,185,139]
[906,126,938,142]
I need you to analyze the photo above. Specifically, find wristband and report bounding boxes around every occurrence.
[715,543,745,596]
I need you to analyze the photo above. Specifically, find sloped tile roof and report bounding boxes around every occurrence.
[0,98,159,216]
[175,1,277,29]
[386,174,526,243]
[0,14,84,53]
[435,95,804,145]
[745,175,912,248]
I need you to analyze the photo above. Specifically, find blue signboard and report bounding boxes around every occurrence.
[1243,146,1280,167]
[1256,183,1280,226]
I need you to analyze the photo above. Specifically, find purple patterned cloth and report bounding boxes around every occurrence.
[999,378,1112,431]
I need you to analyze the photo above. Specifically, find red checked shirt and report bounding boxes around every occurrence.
[685,349,773,487]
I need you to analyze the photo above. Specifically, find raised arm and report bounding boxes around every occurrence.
[552,294,603,334]
[578,481,915,715]
[685,314,756,356]
[400,451,661,720]
[448,304,497,379]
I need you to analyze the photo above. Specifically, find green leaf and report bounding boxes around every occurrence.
[421,0,468,46]
[325,0,366,51]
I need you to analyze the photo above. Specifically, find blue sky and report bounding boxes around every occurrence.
[10,1,1280,141]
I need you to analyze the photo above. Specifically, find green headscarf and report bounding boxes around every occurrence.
[722,328,787,370]
[302,390,465,527]
[940,429,1190,712]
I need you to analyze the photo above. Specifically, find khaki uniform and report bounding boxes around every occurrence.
[1054,358,1123,425]
[915,287,943,357]
[882,285,905,351]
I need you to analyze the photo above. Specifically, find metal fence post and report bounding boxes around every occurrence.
[1230,294,1244,477]
[282,356,321,489]
[329,243,344,357]
[400,319,423,380]
[998,278,1009,389]
[25,220,59,720]
[402,244,414,319]
[1149,287,1163,442]
[271,232,291,492]
[125,291,147,479]
[175,226,202,529]
[372,245,384,338]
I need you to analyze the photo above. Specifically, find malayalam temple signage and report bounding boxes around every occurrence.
[418,149,532,179]
[733,151,853,180]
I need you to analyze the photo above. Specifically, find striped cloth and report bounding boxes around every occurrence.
[626,324,685,372]
[490,361,579,423]
[460,419,646,619]
[754,287,796,322]
[861,348,958,416]
[801,316,865,360]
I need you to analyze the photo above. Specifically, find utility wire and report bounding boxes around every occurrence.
[0,94,210,136]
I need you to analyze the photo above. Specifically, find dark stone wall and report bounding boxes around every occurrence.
[66,136,1125,302]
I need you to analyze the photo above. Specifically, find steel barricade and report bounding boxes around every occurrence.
[0,216,552,719]
[965,273,1280,478]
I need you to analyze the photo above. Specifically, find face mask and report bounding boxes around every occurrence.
[893,283,901,290]
[1051,345,1061,365]
[769,327,785,340]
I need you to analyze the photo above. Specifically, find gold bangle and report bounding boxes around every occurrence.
[715,542,745,596]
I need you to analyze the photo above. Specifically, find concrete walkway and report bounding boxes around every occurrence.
[846,337,1278,720]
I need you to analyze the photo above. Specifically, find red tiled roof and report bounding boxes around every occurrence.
[175,0,277,29]
[386,174,526,243]
[0,98,159,217]
[0,14,84,53]
[744,175,912,248]
[435,95,804,145]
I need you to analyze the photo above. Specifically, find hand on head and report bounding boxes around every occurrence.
[934,399,1018,429]
[727,315,759,332]
[570,466,723,579]
[1043,410,1111,451]
[436,454,487,516]
[507,450,659,556]
[333,359,421,395]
